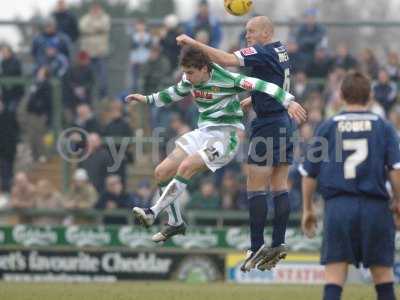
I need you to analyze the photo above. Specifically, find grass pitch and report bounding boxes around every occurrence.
[0,282,399,300]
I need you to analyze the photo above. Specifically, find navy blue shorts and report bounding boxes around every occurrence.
[247,114,295,167]
[321,196,396,268]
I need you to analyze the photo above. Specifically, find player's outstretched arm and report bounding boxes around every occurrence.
[235,75,307,123]
[301,176,318,238]
[176,34,240,67]
[125,79,192,107]
[125,93,146,104]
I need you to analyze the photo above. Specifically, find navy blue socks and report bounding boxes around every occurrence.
[248,191,269,252]
[271,191,290,247]
[323,284,343,300]
[375,282,396,300]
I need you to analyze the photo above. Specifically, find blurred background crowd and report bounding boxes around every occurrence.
[1,0,400,225]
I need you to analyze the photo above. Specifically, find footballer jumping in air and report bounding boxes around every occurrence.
[125,47,306,243]
[177,16,301,272]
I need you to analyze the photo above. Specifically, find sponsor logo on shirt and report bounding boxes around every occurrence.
[240,47,257,56]
[194,90,213,99]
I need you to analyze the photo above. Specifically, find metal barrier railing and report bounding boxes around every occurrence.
[0,207,302,227]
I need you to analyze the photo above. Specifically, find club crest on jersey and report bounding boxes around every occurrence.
[193,90,213,99]
[240,47,257,56]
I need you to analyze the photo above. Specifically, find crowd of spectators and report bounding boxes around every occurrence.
[1,0,400,225]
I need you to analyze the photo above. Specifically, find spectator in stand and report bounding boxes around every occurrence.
[372,68,398,114]
[52,0,79,44]
[141,46,171,96]
[333,43,358,71]
[141,45,173,130]
[385,51,400,81]
[286,40,307,74]
[34,179,63,225]
[38,44,69,79]
[9,172,36,224]
[95,175,131,224]
[168,112,191,139]
[369,99,386,119]
[0,99,19,193]
[79,2,111,98]
[79,133,114,193]
[292,72,315,101]
[65,51,94,108]
[102,100,134,187]
[322,68,346,104]
[359,48,380,79]
[220,170,246,210]
[73,103,101,134]
[25,66,52,163]
[185,0,222,48]
[0,45,24,113]
[64,168,98,224]
[325,96,343,119]
[160,14,182,72]
[65,168,98,210]
[158,112,192,158]
[31,17,71,66]
[294,8,327,66]
[388,105,400,136]
[194,30,210,45]
[187,178,220,210]
[306,46,332,79]
[129,19,153,91]
[298,123,314,156]
[307,107,323,129]
[131,179,154,209]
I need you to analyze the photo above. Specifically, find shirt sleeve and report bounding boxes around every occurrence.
[384,122,400,170]
[299,122,329,178]
[146,75,192,107]
[233,45,273,67]
[233,74,294,108]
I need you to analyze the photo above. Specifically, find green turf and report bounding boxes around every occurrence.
[0,282,398,300]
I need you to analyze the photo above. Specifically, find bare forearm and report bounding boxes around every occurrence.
[389,169,400,203]
[194,41,239,66]
[302,176,317,211]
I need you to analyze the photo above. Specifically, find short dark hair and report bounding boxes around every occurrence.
[340,71,371,105]
[180,46,212,72]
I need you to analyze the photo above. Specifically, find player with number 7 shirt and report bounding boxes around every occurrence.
[125,46,306,245]
[177,15,304,272]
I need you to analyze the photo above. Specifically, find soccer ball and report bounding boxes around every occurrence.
[224,0,253,16]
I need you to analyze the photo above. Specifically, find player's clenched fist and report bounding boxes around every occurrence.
[176,34,196,46]
[125,93,146,104]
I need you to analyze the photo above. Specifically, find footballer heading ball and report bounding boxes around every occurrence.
[224,0,253,16]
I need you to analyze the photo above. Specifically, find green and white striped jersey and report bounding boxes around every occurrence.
[146,63,294,129]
